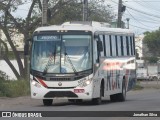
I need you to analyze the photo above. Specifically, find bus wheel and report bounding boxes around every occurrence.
[110,94,117,102]
[153,76,158,81]
[117,80,126,102]
[68,99,75,102]
[92,85,102,105]
[43,99,53,106]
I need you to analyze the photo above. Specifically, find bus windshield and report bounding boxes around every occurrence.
[31,34,92,74]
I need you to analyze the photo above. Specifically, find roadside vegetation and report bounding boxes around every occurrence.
[133,81,144,90]
[0,71,30,97]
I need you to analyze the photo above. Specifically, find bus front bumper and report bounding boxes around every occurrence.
[31,83,93,100]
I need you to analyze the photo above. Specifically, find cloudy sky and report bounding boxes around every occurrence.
[12,0,160,35]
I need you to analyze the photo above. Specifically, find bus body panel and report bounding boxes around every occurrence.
[29,21,136,101]
[92,56,136,98]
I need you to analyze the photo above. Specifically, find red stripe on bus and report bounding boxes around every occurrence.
[37,78,48,88]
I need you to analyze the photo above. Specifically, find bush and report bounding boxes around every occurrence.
[0,79,30,97]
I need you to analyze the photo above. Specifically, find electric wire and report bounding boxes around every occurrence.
[126,9,160,28]
[124,13,160,23]
[131,0,160,14]
[110,0,160,19]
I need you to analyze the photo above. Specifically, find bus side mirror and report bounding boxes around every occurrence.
[97,40,103,52]
[24,39,31,56]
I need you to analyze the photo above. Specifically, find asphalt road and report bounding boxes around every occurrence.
[1,82,160,120]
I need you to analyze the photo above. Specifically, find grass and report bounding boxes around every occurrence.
[0,79,30,97]
[133,81,144,90]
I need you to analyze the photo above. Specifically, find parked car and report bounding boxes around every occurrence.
[136,68,149,80]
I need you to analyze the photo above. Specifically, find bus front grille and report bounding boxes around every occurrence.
[44,91,78,98]
[49,76,84,81]
[50,78,71,81]
[47,87,76,89]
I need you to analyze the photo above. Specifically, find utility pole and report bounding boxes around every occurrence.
[83,0,88,21]
[117,0,122,28]
[42,0,48,26]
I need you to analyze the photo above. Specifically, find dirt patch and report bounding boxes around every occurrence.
[0,96,40,109]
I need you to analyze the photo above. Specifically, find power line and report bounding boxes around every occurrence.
[126,7,160,21]
[131,0,160,14]
[138,0,160,11]
[124,4,160,19]
[126,9,160,28]
[129,24,153,31]
[110,0,160,19]
[124,13,160,23]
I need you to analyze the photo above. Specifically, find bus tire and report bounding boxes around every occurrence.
[68,99,75,102]
[153,76,158,81]
[43,99,53,106]
[117,80,126,102]
[92,85,102,105]
[110,94,117,102]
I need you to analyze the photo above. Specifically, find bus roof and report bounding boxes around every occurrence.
[35,21,134,35]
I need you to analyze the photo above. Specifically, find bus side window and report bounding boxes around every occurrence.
[105,35,110,57]
[109,35,112,56]
[130,36,133,55]
[130,36,135,55]
[117,36,121,56]
[128,36,131,56]
[111,35,116,56]
[115,35,118,56]
[99,35,104,57]
[126,36,129,56]
[120,36,124,56]
[103,35,106,56]
[123,36,127,56]
[132,36,135,55]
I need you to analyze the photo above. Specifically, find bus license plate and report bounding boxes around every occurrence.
[74,89,85,93]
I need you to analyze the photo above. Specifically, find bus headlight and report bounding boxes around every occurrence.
[78,79,92,87]
[85,80,91,85]
[31,79,41,88]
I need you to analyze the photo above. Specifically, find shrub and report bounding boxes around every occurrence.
[0,79,30,97]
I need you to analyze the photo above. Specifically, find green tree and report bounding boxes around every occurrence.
[0,0,114,80]
[143,57,159,63]
[48,0,114,24]
[143,29,160,56]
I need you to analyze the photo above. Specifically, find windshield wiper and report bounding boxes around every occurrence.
[65,52,78,75]
[43,54,54,75]
[43,45,57,75]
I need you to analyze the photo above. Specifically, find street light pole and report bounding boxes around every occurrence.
[126,18,130,29]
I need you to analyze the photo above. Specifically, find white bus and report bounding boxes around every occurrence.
[25,21,136,106]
